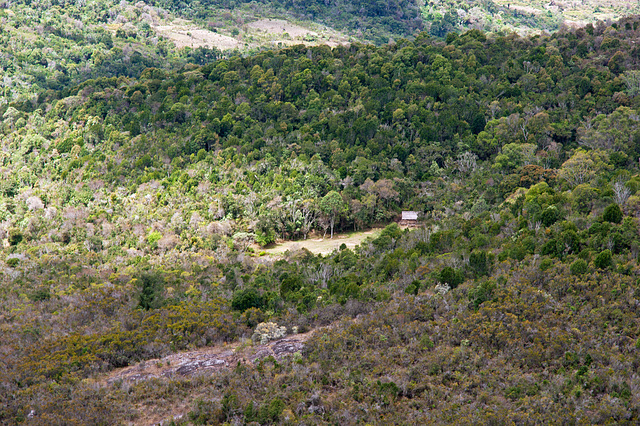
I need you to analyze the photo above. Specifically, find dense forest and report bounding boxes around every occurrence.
[2,3,640,424]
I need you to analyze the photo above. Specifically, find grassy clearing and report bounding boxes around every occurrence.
[260,228,382,256]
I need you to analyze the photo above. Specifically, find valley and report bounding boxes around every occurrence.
[2,0,640,424]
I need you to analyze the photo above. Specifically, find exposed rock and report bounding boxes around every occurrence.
[106,333,309,386]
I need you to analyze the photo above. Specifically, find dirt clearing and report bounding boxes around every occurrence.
[261,228,381,256]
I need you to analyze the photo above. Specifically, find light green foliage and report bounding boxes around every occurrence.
[558,149,612,188]
[320,191,347,239]
[147,231,162,248]
[494,143,537,171]
[578,107,640,154]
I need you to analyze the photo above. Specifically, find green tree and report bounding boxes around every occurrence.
[570,259,588,275]
[603,203,623,224]
[231,288,263,312]
[138,273,165,310]
[558,149,611,188]
[320,191,347,239]
[594,249,613,269]
[494,143,537,171]
[440,267,464,288]
[577,107,640,154]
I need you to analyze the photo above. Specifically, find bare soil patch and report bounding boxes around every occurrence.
[248,18,316,38]
[153,19,240,50]
[245,17,350,48]
[495,0,640,24]
[507,4,544,15]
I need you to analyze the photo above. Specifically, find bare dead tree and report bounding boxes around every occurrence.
[613,180,632,206]
[455,151,478,174]
[300,200,317,240]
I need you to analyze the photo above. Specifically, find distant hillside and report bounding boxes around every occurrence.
[143,0,425,43]
[0,0,349,105]
[139,0,640,42]
[423,0,640,37]
[3,0,638,111]
[0,0,207,104]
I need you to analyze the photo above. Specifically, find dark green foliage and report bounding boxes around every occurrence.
[469,250,491,277]
[374,223,403,249]
[372,234,393,249]
[231,288,263,312]
[260,398,285,423]
[439,267,463,288]
[8,229,22,246]
[539,258,553,271]
[29,288,51,302]
[541,205,561,227]
[505,382,540,400]
[255,216,277,246]
[594,249,613,270]
[333,248,357,270]
[1,180,18,197]
[469,279,496,309]
[221,393,241,422]
[603,204,623,224]
[429,230,456,254]
[570,259,588,276]
[138,273,165,310]
[279,273,303,301]
[561,230,581,255]
[419,333,435,349]
[405,279,421,295]
[329,273,361,298]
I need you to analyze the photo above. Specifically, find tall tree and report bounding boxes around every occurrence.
[320,191,347,239]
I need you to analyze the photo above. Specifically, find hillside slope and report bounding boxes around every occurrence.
[3,15,640,425]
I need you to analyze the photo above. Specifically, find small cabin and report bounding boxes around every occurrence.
[400,211,420,226]
[402,211,419,221]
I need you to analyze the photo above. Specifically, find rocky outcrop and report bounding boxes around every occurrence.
[106,334,308,386]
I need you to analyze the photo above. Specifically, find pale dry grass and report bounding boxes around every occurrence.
[262,228,382,256]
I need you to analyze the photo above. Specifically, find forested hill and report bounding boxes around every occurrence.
[11,14,640,239]
[4,16,640,424]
